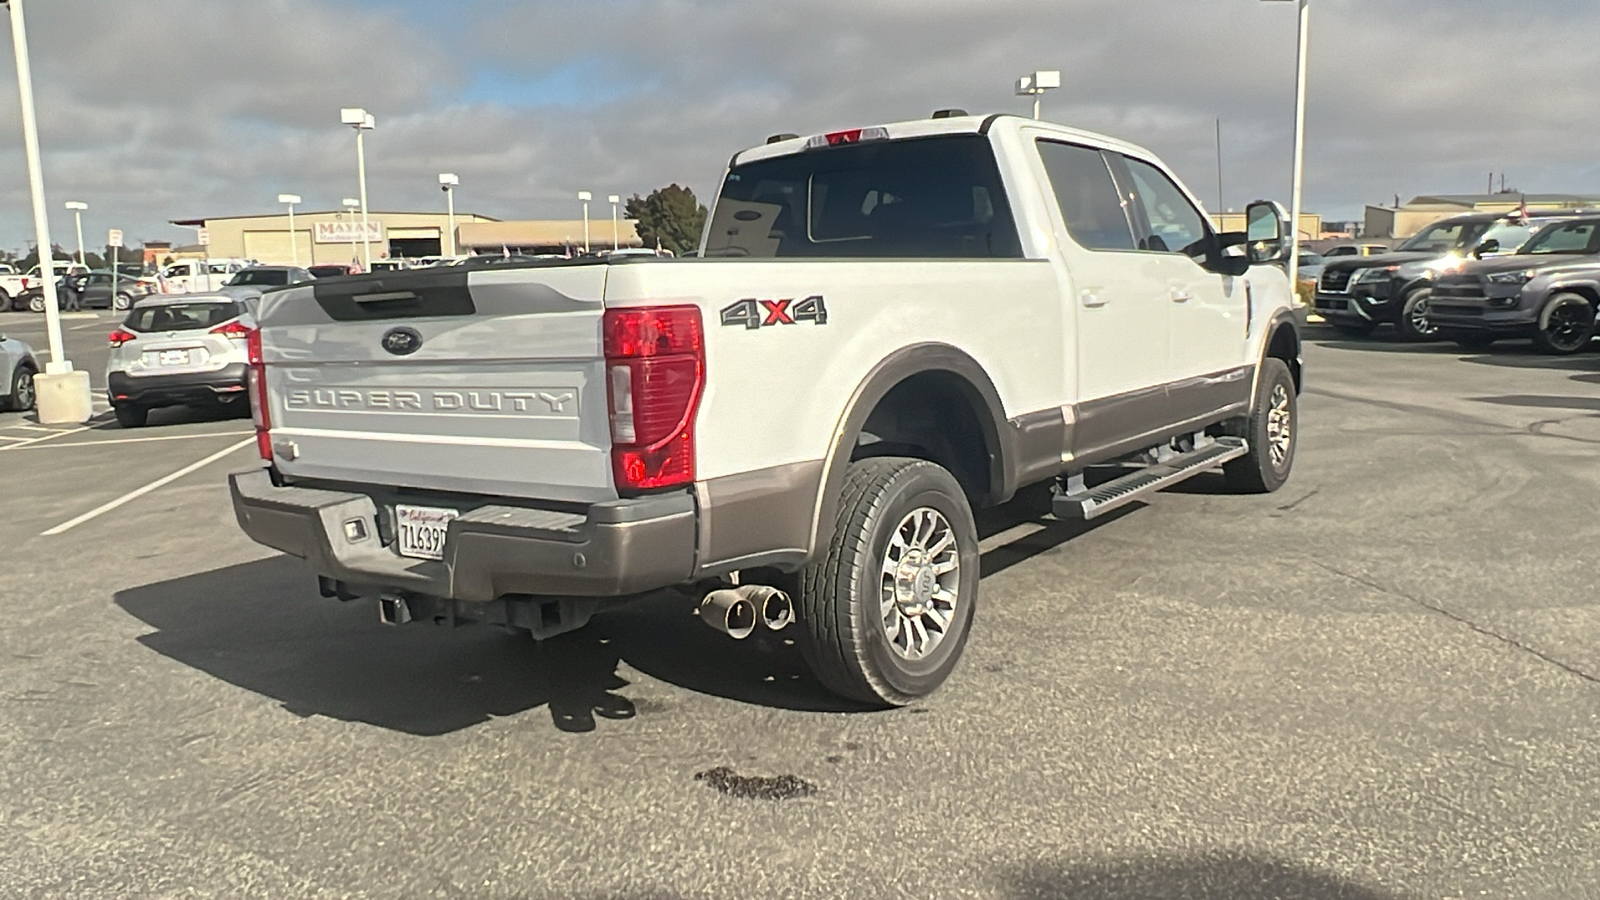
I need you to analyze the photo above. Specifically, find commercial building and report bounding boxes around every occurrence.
[1210,211,1323,241]
[1363,193,1600,240]
[170,210,501,266]
[457,219,643,256]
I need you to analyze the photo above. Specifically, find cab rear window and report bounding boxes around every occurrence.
[125,302,241,332]
[704,135,1022,259]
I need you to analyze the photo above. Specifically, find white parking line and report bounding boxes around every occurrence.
[40,438,253,536]
[71,321,112,331]
[0,427,88,451]
[12,429,251,450]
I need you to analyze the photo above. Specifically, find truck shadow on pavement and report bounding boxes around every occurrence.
[114,555,869,737]
[1003,851,1402,900]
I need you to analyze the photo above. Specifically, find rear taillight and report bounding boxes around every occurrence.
[211,320,251,338]
[246,328,271,462]
[108,329,136,348]
[603,305,704,493]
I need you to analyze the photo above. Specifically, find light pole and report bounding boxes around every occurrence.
[4,0,88,422]
[342,198,361,269]
[577,191,591,253]
[1015,70,1060,120]
[439,173,458,257]
[277,193,300,266]
[607,195,620,251]
[340,107,376,269]
[64,200,86,265]
[1263,0,1311,290]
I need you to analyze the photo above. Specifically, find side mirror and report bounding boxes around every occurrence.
[1472,239,1500,259]
[1245,200,1290,264]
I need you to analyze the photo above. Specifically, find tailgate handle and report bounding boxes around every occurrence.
[353,291,419,303]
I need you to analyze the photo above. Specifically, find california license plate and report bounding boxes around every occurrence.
[396,504,458,560]
[159,349,189,366]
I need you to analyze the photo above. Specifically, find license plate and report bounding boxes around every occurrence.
[159,349,189,366]
[396,504,458,560]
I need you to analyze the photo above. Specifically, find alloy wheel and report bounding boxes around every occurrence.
[879,507,961,662]
[1267,383,1293,469]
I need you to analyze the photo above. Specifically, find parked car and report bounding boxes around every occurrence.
[0,330,38,411]
[105,294,257,427]
[1322,243,1390,258]
[161,258,251,293]
[1295,251,1326,284]
[216,266,316,302]
[229,112,1303,707]
[307,264,360,278]
[21,269,157,312]
[367,259,410,273]
[2,260,88,310]
[1428,215,1600,354]
[1314,211,1590,340]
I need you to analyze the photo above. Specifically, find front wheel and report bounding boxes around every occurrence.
[27,295,44,314]
[1395,288,1439,341]
[1532,293,1596,355]
[796,457,980,707]
[1223,358,1297,494]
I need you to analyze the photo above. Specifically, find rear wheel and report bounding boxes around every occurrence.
[1223,358,1297,494]
[1395,288,1439,341]
[113,404,147,428]
[113,292,133,311]
[796,457,979,707]
[5,365,35,411]
[1532,293,1596,355]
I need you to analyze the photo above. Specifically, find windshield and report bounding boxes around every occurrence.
[1517,220,1600,256]
[1475,221,1538,253]
[226,269,289,286]
[704,135,1021,259]
[1398,221,1487,254]
[124,301,241,332]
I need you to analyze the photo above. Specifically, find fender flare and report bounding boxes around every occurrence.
[805,343,1013,561]
[1254,308,1303,400]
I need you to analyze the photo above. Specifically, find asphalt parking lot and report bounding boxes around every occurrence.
[2,316,1597,899]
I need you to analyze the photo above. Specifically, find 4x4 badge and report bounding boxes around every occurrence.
[381,326,423,355]
[720,295,827,330]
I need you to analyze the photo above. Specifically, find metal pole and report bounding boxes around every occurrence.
[1032,93,1041,121]
[1287,0,1310,290]
[72,208,84,265]
[1215,118,1224,213]
[287,201,296,266]
[582,200,590,253]
[613,204,618,251]
[110,244,117,311]
[445,186,455,257]
[356,128,371,269]
[7,0,67,374]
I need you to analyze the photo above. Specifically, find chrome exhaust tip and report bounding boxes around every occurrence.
[699,589,756,640]
[739,585,793,632]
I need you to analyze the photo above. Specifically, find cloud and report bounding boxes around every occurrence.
[0,0,1594,250]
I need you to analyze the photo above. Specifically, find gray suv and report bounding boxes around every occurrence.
[0,331,38,411]
[105,294,257,427]
[1428,216,1600,354]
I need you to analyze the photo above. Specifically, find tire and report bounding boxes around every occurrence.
[795,457,980,707]
[27,295,44,314]
[1223,358,1297,494]
[113,292,132,311]
[113,404,147,428]
[1329,321,1376,337]
[5,365,35,411]
[0,288,10,310]
[1453,334,1497,350]
[1395,288,1439,341]
[1531,293,1596,355]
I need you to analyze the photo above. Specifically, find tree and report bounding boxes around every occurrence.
[624,184,707,256]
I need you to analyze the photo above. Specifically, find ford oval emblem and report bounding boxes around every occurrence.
[381,327,423,356]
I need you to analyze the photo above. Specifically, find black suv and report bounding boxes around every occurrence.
[1428,216,1600,354]
[1314,211,1589,340]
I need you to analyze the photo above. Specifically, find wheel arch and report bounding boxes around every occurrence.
[1261,309,1303,395]
[806,343,1014,562]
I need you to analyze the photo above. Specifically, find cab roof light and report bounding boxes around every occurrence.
[765,133,799,145]
[930,108,968,119]
[802,126,890,150]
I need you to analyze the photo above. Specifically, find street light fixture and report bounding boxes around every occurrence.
[1015,70,1061,120]
[341,197,361,269]
[577,191,592,253]
[607,195,620,251]
[340,107,376,269]
[1262,0,1311,290]
[3,0,88,422]
[439,173,459,257]
[277,193,301,266]
[64,200,87,266]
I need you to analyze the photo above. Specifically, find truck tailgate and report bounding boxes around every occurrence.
[256,265,616,503]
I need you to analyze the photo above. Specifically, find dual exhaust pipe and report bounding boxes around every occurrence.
[698,584,793,640]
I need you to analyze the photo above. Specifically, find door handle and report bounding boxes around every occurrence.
[1170,286,1193,303]
[1079,289,1107,308]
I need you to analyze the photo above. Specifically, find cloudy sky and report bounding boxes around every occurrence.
[0,0,1595,252]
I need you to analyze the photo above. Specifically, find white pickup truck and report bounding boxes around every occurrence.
[230,113,1303,706]
[161,258,250,294]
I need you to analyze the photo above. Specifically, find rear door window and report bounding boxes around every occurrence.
[126,302,241,332]
[1035,141,1135,251]
[704,135,1021,259]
